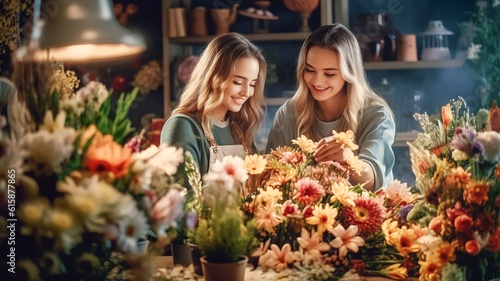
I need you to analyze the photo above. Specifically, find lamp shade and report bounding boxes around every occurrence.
[19,0,146,62]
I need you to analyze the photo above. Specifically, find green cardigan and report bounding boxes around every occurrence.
[160,114,238,177]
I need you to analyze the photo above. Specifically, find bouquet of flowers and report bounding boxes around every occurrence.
[408,97,500,281]
[240,133,421,280]
[0,59,192,281]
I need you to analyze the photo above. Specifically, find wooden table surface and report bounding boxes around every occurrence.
[155,256,418,281]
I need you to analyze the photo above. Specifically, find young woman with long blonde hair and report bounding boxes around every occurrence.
[266,24,395,191]
[161,33,266,176]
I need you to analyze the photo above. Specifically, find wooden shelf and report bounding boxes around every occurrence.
[364,60,464,70]
[169,32,311,44]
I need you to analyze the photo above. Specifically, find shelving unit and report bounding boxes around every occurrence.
[364,59,464,70]
[162,0,466,152]
[161,0,342,116]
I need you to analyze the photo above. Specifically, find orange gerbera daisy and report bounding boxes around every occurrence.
[84,134,132,179]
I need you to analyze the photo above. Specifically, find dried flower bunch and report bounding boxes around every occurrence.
[408,97,500,281]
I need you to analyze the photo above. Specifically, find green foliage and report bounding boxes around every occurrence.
[465,2,500,106]
[406,201,437,227]
[96,89,138,144]
[193,186,258,263]
[194,208,258,263]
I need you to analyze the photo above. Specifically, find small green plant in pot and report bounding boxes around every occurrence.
[192,156,258,281]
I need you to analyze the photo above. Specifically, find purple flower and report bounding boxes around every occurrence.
[399,204,414,221]
[451,128,482,156]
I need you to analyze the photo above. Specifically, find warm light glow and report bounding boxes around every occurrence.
[31,44,143,62]
[82,31,98,40]
[67,4,85,19]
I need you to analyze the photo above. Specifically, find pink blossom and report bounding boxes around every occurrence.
[292,177,325,206]
[150,189,185,236]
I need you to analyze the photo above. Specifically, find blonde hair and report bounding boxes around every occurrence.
[291,23,391,140]
[173,33,266,152]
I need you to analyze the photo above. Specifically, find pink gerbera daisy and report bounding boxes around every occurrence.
[292,177,325,206]
[341,197,384,237]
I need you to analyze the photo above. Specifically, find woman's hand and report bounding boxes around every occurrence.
[314,136,354,163]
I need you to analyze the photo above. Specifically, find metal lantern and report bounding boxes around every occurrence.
[419,20,454,61]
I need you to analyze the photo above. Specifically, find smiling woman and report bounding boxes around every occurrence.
[161,32,267,180]
[266,23,395,191]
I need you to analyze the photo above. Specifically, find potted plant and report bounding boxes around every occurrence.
[192,157,258,281]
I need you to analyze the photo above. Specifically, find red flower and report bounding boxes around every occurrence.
[465,240,481,256]
[454,214,473,233]
[341,197,384,237]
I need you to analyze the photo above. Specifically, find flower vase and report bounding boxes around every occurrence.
[200,255,248,281]
[283,0,319,32]
[171,242,192,267]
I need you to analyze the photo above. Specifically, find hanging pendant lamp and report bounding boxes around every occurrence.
[17,0,146,62]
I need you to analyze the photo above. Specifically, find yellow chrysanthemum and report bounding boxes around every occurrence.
[330,181,356,207]
[292,135,317,153]
[382,219,400,245]
[345,154,364,176]
[257,186,283,205]
[244,154,268,175]
[430,242,456,266]
[393,226,420,257]
[331,130,359,151]
[418,260,443,281]
[305,203,338,234]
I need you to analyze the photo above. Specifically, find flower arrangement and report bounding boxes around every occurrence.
[192,159,259,263]
[408,97,500,281]
[0,59,192,281]
[239,133,422,280]
[131,60,163,94]
[465,0,500,107]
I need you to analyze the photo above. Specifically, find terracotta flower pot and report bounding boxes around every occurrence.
[200,255,248,281]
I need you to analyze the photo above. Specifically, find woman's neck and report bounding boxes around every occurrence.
[316,94,345,122]
[210,108,228,122]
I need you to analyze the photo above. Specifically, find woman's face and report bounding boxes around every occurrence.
[303,46,346,103]
[213,57,259,121]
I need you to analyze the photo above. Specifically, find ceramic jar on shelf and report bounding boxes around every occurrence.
[352,12,400,62]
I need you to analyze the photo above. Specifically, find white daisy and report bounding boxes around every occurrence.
[116,209,149,254]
